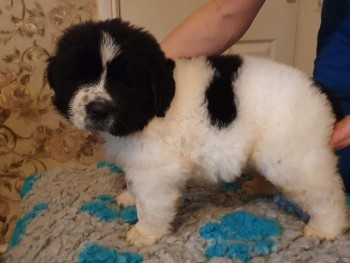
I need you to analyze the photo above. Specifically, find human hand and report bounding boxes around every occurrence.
[330,115,350,151]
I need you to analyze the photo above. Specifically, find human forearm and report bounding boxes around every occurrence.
[161,0,266,58]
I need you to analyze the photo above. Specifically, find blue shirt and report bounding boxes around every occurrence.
[314,0,350,105]
[314,0,350,194]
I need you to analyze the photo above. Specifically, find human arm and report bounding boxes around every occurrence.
[160,0,266,58]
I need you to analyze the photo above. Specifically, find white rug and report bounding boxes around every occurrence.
[4,162,350,263]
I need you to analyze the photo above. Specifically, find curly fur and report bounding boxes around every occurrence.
[47,19,348,246]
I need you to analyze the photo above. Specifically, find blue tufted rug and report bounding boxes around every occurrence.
[4,162,350,263]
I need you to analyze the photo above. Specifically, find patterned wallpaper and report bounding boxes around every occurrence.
[0,0,103,245]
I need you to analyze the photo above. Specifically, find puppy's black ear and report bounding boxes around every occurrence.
[152,58,175,117]
[46,56,58,91]
[46,56,70,118]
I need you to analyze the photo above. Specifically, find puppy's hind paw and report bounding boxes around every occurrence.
[116,191,136,207]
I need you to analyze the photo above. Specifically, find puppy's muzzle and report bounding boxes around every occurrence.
[86,100,115,120]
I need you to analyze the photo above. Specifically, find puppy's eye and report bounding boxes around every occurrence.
[64,76,85,88]
[67,71,99,87]
[67,55,103,85]
[107,60,129,84]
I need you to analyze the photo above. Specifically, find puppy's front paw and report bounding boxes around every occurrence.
[126,223,173,246]
[304,224,338,241]
[116,191,136,207]
[126,226,158,246]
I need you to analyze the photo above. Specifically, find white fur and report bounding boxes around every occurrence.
[95,55,347,245]
[101,31,120,66]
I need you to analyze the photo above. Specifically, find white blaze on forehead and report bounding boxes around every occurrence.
[101,31,120,66]
[67,32,119,132]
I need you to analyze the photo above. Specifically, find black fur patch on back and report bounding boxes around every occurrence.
[205,55,242,129]
[312,80,343,121]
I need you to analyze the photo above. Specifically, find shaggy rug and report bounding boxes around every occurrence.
[3,161,350,263]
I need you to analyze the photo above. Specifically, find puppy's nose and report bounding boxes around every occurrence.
[86,101,113,119]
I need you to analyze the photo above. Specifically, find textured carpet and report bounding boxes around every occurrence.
[3,162,350,263]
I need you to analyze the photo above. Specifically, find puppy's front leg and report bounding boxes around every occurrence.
[126,168,185,246]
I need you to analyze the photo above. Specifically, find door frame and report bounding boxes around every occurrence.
[97,0,120,19]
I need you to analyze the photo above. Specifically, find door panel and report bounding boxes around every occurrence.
[227,0,299,65]
[225,39,275,59]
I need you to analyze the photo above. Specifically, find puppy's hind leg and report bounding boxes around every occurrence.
[255,148,348,240]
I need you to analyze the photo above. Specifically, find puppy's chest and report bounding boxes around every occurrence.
[146,122,242,180]
[107,118,244,182]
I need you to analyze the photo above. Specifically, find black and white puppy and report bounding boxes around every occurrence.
[47,19,347,246]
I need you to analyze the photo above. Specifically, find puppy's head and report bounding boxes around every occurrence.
[47,19,175,136]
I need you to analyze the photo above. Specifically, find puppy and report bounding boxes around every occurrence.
[47,19,347,246]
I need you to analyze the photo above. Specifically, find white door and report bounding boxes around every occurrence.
[117,0,298,65]
[97,0,320,75]
[226,0,298,65]
[118,0,208,41]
